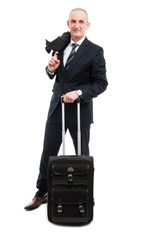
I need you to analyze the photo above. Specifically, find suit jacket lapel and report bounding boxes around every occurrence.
[65,38,89,77]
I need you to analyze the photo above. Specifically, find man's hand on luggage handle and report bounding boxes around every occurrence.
[61,91,79,103]
[48,51,60,72]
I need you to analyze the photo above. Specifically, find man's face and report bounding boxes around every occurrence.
[67,10,90,42]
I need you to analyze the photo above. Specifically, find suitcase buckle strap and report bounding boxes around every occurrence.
[68,173,73,183]
[57,204,85,217]
[79,204,85,217]
[57,204,63,214]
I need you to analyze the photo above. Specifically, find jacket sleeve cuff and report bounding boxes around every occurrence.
[45,66,56,79]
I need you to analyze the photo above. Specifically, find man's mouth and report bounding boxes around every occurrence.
[73,29,80,32]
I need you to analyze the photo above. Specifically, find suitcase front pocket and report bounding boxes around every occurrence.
[51,163,90,186]
[51,188,89,219]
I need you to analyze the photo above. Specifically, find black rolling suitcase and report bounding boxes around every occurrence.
[47,99,94,225]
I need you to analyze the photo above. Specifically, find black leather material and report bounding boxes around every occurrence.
[52,188,88,204]
[51,161,89,186]
[45,32,71,53]
[47,155,94,225]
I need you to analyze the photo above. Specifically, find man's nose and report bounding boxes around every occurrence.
[75,22,80,28]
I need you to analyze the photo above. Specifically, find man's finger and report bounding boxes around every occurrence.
[55,59,60,64]
[54,51,59,59]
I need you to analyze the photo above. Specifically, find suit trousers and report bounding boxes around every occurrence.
[36,101,90,197]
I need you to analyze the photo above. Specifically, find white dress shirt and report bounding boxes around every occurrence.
[63,36,86,66]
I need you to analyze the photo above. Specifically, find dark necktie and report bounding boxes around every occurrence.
[65,43,78,71]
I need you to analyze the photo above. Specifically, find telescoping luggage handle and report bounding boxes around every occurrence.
[61,97,81,156]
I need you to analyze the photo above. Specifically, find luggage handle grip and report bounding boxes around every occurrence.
[61,97,81,103]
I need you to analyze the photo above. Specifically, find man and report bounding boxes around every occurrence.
[24,8,108,210]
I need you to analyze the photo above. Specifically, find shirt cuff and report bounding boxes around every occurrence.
[47,68,55,75]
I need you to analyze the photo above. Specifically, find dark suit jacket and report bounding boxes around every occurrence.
[46,37,108,126]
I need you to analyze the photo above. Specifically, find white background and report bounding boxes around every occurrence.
[0,0,159,239]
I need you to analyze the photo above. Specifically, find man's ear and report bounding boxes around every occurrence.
[67,20,70,28]
[86,22,90,30]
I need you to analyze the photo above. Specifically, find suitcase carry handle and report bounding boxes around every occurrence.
[61,97,81,156]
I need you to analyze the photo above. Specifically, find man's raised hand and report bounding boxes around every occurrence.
[48,51,60,72]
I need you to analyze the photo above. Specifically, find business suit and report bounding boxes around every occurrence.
[36,37,108,197]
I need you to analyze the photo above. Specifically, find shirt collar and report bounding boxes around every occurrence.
[70,36,86,46]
